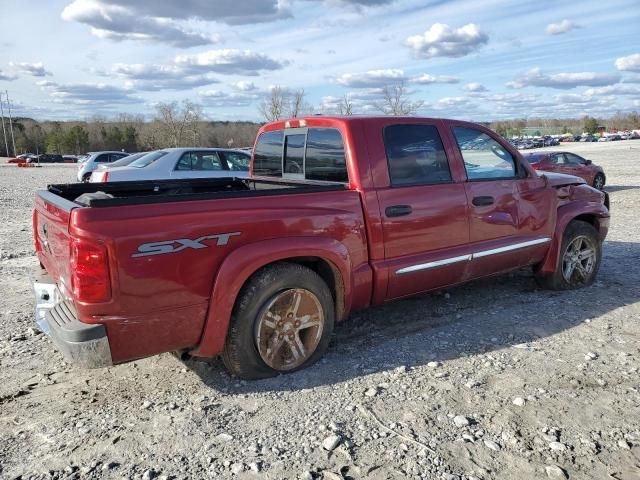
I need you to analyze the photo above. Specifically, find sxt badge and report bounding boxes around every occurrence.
[132,232,240,258]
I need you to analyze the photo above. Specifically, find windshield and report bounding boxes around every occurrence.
[129,150,168,168]
[78,154,90,163]
[110,152,147,168]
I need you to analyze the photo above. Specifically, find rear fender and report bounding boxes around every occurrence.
[190,236,353,358]
[538,200,609,274]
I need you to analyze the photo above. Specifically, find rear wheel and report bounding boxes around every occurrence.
[82,173,91,183]
[536,221,601,290]
[593,173,605,190]
[222,263,334,379]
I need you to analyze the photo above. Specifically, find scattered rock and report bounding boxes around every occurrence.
[322,434,342,451]
[215,433,234,442]
[618,439,631,450]
[545,465,568,479]
[142,469,156,480]
[230,463,245,475]
[427,361,441,368]
[453,416,470,428]
[484,439,501,451]
[585,352,598,361]
[364,387,378,397]
[513,397,526,407]
[549,441,567,452]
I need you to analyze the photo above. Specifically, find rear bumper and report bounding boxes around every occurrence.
[33,272,113,368]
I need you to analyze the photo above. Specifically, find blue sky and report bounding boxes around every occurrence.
[0,0,639,121]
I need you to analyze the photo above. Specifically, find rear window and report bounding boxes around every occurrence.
[253,131,283,176]
[129,150,168,168]
[384,124,452,186]
[253,127,348,183]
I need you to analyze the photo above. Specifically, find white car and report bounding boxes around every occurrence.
[77,151,131,182]
[90,148,251,183]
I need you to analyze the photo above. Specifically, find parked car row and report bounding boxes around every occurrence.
[6,153,81,164]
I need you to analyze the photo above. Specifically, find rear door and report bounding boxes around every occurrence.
[448,125,554,277]
[171,151,227,179]
[375,122,471,300]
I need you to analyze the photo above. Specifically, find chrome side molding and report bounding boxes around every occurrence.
[395,237,551,275]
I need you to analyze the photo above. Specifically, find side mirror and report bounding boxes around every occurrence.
[584,159,592,165]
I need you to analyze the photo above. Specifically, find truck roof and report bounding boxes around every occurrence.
[259,115,481,133]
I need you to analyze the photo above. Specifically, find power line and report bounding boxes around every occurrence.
[0,93,9,157]
[6,91,16,157]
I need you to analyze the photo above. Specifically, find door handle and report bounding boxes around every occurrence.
[385,205,412,217]
[472,196,495,206]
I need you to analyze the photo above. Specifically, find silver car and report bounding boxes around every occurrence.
[77,151,130,182]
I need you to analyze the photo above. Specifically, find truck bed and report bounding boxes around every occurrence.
[47,176,347,208]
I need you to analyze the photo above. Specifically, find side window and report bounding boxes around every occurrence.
[305,128,348,182]
[175,152,193,170]
[452,127,517,180]
[253,131,283,176]
[223,151,250,171]
[95,154,110,163]
[191,152,222,171]
[384,124,452,186]
[555,153,568,164]
[564,153,584,165]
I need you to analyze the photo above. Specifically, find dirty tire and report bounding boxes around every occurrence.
[593,173,605,190]
[536,220,602,290]
[222,262,334,380]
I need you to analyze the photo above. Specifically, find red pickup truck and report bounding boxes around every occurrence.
[33,116,610,379]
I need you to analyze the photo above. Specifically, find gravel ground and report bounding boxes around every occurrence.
[0,142,639,480]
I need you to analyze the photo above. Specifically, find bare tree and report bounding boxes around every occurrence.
[289,89,306,118]
[155,100,202,147]
[258,86,287,122]
[374,83,424,116]
[337,94,354,116]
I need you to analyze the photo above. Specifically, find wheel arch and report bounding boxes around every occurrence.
[537,202,609,274]
[190,236,353,358]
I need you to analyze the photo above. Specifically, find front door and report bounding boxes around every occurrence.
[171,151,226,179]
[448,125,554,278]
[376,123,470,300]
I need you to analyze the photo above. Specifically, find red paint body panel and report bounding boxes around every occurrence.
[34,116,610,365]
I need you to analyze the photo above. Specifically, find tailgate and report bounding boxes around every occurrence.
[34,190,78,296]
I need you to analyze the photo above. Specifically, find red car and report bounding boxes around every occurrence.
[524,151,606,190]
[32,116,610,379]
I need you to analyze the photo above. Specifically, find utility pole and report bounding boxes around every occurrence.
[6,91,16,157]
[0,93,8,157]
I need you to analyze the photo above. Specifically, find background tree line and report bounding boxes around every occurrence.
[3,101,260,156]
[2,91,639,156]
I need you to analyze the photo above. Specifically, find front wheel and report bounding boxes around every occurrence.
[593,173,605,190]
[536,221,602,290]
[222,263,335,379]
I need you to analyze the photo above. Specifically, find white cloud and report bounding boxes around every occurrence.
[508,68,620,89]
[0,69,17,81]
[39,81,141,105]
[62,0,220,47]
[9,61,52,77]
[463,82,487,92]
[583,84,640,96]
[410,74,459,84]
[233,81,258,91]
[545,19,579,35]
[108,63,219,91]
[406,23,488,59]
[199,89,261,107]
[615,54,640,72]
[335,69,406,88]
[175,49,286,76]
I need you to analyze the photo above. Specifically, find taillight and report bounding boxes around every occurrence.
[33,209,41,253]
[70,238,111,303]
[92,171,109,182]
[531,163,540,170]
